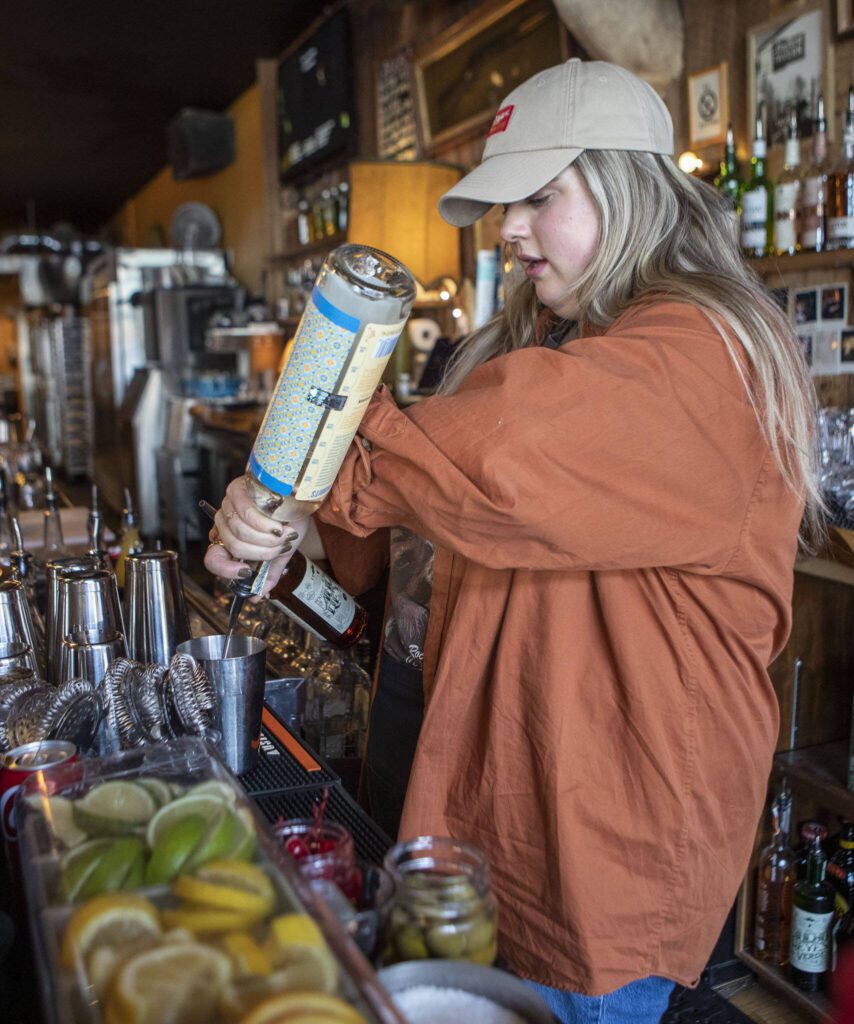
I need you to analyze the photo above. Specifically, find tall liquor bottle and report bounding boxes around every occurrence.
[755,784,796,965]
[790,834,835,991]
[799,94,831,252]
[826,86,854,251]
[714,123,741,233]
[774,109,801,255]
[227,244,416,637]
[740,112,773,258]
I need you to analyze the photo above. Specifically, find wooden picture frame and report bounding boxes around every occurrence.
[687,62,729,149]
[835,0,854,39]
[413,0,569,152]
[747,0,833,148]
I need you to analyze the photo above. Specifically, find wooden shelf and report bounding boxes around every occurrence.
[773,742,854,818]
[737,950,832,1022]
[749,250,854,275]
[267,232,346,263]
[795,555,854,587]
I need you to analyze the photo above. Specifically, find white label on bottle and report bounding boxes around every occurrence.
[741,188,768,248]
[827,216,854,245]
[248,285,406,501]
[292,557,357,635]
[295,317,405,502]
[790,906,833,972]
[774,182,799,251]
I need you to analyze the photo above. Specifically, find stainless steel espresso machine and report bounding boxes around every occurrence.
[83,247,234,537]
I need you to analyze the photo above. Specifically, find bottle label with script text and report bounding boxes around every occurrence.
[790,906,833,973]
[801,175,823,248]
[774,182,799,252]
[249,286,405,502]
[741,188,769,249]
[291,557,357,635]
[827,216,854,248]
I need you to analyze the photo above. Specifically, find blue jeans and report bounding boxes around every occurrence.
[525,975,675,1024]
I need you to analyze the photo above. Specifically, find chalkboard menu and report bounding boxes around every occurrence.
[277,8,355,182]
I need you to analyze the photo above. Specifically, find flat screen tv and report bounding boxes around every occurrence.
[276,8,355,183]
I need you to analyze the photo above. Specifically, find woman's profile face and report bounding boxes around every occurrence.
[500,165,600,319]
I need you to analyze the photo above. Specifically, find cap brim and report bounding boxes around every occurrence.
[438,148,583,227]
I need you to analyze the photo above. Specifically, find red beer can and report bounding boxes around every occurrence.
[1,740,78,893]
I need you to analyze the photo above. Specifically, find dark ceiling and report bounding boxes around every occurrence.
[0,0,322,235]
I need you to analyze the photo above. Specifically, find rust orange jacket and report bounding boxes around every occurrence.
[317,299,803,994]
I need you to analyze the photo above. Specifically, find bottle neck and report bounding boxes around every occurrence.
[785,137,800,169]
[806,842,828,885]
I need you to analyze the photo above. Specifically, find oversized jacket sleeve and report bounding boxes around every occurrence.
[317,301,774,573]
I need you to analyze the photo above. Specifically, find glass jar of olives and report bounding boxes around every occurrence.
[383,835,498,965]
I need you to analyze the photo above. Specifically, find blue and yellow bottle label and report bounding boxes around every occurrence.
[249,286,404,501]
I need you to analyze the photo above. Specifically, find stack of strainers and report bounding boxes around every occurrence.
[98,653,218,753]
[0,676,103,754]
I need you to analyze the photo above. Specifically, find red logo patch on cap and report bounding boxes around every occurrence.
[487,105,514,137]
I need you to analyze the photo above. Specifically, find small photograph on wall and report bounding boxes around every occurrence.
[821,283,847,321]
[840,327,854,371]
[797,331,813,367]
[794,288,818,325]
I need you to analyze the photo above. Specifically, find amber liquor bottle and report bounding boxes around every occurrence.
[268,550,367,648]
[826,86,854,251]
[790,834,835,991]
[754,785,796,965]
[799,94,831,252]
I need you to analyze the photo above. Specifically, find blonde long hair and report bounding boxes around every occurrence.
[440,150,823,541]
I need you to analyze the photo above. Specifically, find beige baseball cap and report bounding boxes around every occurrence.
[438,58,674,227]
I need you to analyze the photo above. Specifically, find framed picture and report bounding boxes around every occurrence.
[747,1,831,147]
[841,327,854,370]
[835,0,854,40]
[413,0,569,151]
[376,48,421,161]
[687,62,729,149]
[795,288,818,325]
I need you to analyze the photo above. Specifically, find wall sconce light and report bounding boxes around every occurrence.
[677,151,704,174]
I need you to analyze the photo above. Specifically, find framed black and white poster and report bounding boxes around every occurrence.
[747,1,830,146]
[688,62,729,149]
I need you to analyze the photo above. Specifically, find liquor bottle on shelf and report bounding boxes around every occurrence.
[799,94,831,252]
[826,86,854,251]
[755,782,796,966]
[740,110,773,258]
[790,834,835,991]
[828,821,854,918]
[86,484,108,570]
[41,467,67,560]
[796,821,829,881]
[713,122,741,234]
[774,109,801,255]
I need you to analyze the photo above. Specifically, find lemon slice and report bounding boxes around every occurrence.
[160,906,265,936]
[236,991,366,1024]
[109,941,232,1024]
[265,914,338,993]
[73,782,157,837]
[173,875,272,916]
[222,932,273,978]
[61,892,161,970]
[192,860,274,909]
[145,793,227,849]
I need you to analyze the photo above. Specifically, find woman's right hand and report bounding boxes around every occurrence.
[203,476,307,595]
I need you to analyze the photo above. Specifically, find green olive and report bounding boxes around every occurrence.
[463,915,497,954]
[466,937,498,966]
[425,922,468,958]
[395,925,430,960]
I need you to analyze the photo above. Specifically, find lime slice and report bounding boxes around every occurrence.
[183,807,241,872]
[59,839,114,902]
[73,782,157,837]
[28,795,88,849]
[135,778,172,808]
[78,837,147,900]
[145,815,209,886]
[188,780,237,805]
[230,806,256,861]
[145,793,228,849]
